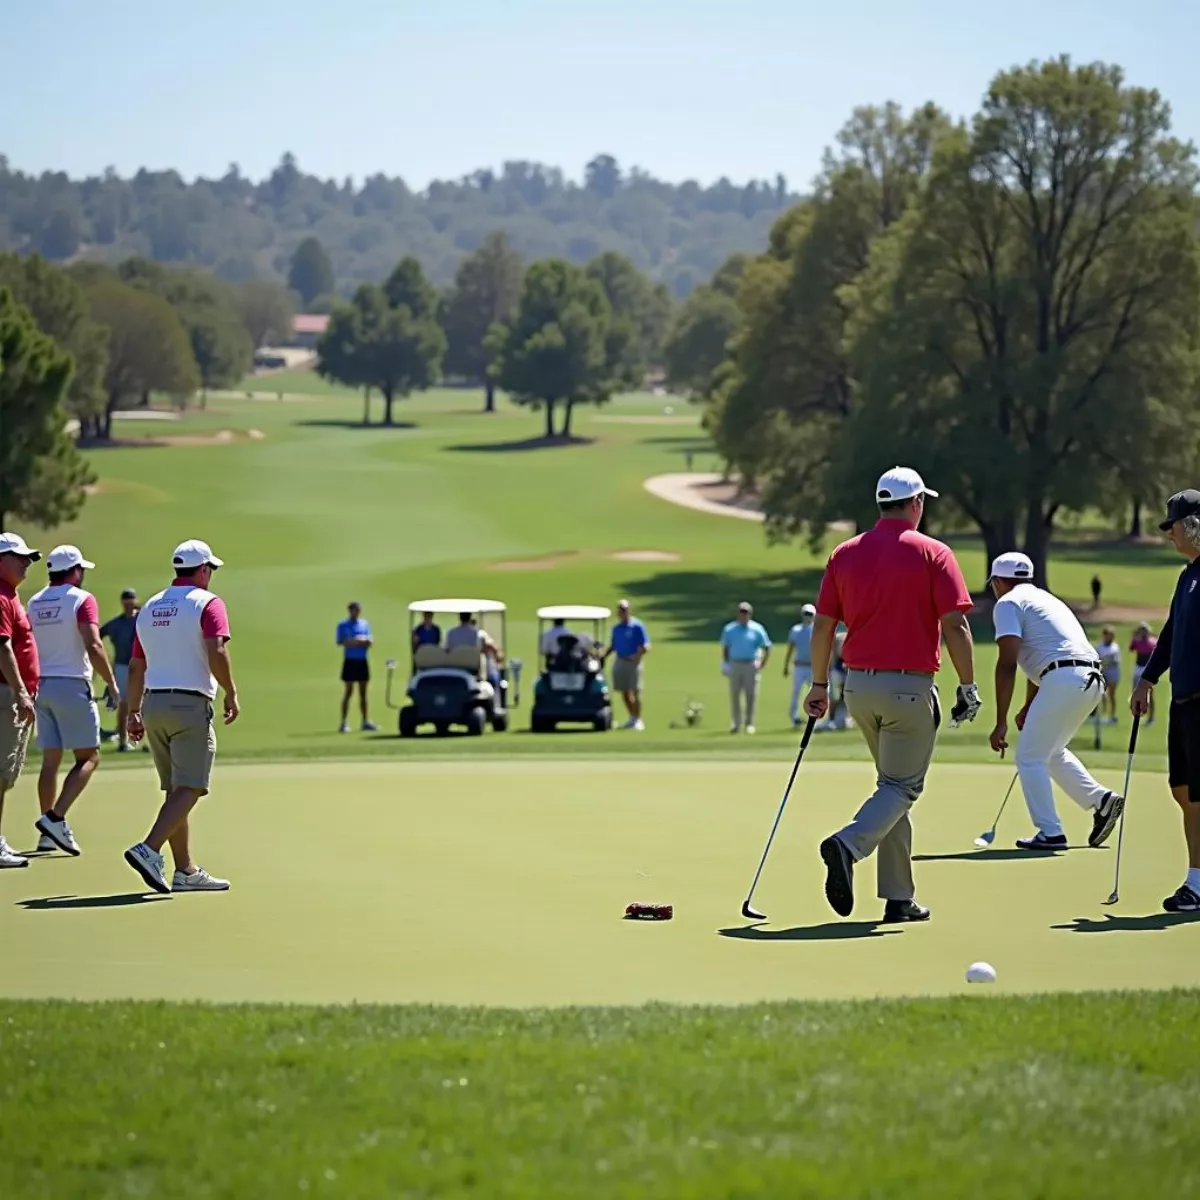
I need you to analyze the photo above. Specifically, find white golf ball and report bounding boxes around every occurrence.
[664,405,674,415]
[965,961,997,984]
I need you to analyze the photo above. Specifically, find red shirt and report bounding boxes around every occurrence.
[816,519,972,673]
[131,579,231,660]
[0,580,40,695]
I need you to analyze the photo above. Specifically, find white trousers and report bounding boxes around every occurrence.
[1016,666,1109,836]
[789,666,812,722]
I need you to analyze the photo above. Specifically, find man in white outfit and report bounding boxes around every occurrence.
[783,604,816,729]
[27,545,120,856]
[987,552,1125,850]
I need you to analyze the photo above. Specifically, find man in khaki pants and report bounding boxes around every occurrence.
[805,468,980,922]
[123,540,240,895]
[720,602,771,733]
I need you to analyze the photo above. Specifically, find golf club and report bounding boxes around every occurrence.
[740,714,817,921]
[975,769,1020,847]
[1102,714,1140,906]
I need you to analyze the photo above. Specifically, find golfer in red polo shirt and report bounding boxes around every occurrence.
[0,532,42,869]
[805,468,980,922]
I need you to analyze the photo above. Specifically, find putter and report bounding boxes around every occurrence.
[1102,715,1140,906]
[740,714,817,920]
[975,768,1020,848]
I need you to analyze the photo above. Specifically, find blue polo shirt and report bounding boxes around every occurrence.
[1143,558,1200,700]
[413,623,441,648]
[788,623,813,664]
[610,618,649,658]
[337,617,371,661]
[721,620,771,661]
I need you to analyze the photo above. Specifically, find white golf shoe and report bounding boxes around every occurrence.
[0,836,28,869]
[35,813,81,856]
[37,833,58,852]
[172,866,230,892]
[124,842,170,893]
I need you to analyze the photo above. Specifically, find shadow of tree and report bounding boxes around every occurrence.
[292,420,417,431]
[617,568,826,642]
[717,921,900,941]
[447,435,595,454]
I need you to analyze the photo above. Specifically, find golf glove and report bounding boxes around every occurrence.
[950,683,982,726]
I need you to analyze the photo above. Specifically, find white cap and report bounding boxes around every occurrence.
[875,466,938,504]
[0,532,41,561]
[800,603,816,617]
[172,539,224,570]
[47,545,95,572]
[989,551,1034,581]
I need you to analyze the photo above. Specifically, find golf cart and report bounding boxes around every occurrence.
[387,599,516,737]
[530,605,613,733]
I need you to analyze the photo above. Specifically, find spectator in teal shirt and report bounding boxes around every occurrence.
[720,601,771,733]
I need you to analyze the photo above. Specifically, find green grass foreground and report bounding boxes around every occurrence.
[1,993,1195,1198]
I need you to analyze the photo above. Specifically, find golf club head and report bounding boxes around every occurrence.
[1102,891,1120,906]
[974,830,996,848]
[741,900,766,921]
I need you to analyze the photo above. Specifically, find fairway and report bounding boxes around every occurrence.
[4,757,1196,1006]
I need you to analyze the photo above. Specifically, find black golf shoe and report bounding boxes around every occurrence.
[819,835,855,917]
[882,899,930,923]
[1015,832,1069,851]
[1163,884,1200,913]
[1089,792,1125,848]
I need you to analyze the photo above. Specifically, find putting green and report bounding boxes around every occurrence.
[2,758,1196,1005]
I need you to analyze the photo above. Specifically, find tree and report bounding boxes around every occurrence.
[707,102,948,547]
[491,259,614,439]
[441,232,524,412]
[0,288,94,530]
[839,59,1200,584]
[87,279,200,438]
[663,284,741,397]
[316,278,445,426]
[238,279,295,348]
[288,236,335,307]
[585,251,668,389]
[0,252,108,428]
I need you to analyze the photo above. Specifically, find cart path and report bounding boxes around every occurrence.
[643,473,765,522]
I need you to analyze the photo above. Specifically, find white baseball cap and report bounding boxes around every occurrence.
[47,545,95,571]
[875,466,939,503]
[0,532,41,561]
[989,551,1034,581]
[172,539,224,569]
[801,603,816,617]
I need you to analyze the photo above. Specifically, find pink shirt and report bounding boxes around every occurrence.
[132,579,230,659]
[816,519,972,674]
[76,594,99,625]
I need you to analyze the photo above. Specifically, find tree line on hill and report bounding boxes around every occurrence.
[667,57,1200,587]
[0,153,796,301]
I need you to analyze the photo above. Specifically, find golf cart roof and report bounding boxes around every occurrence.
[408,598,507,616]
[536,605,612,621]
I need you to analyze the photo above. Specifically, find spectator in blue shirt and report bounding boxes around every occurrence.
[721,601,771,733]
[603,599,650,730]
[783,603,816,729]
[411,612,441,655]
[336,602,377,734]
[1133,489,1200,912]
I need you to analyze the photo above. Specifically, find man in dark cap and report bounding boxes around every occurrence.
[1133,489,1200,911]
[101,588,140,751]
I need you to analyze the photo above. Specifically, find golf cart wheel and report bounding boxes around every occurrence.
[434,721,451,737]
[593,707,613,732]
[491,710,509,733]
[399,707,418,738]
[530,714,550,734]
[466,707,487,737]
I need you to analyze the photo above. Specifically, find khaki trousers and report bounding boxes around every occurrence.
[728,661,759,728]
[836,670,940,901]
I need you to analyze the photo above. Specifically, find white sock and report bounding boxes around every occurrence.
[1186,868,1200,894]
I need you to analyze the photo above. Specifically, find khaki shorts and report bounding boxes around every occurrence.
[611,657,643,694]
[143,691,216,793]
[0,684,33,787]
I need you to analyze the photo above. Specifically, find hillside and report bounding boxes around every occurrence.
[0,152,799,298]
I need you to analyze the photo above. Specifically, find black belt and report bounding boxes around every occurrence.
[1039,659,1101,679]
[852,668,934,677]
[146,688,209,698]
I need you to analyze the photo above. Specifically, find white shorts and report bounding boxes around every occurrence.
[36,677,101,751]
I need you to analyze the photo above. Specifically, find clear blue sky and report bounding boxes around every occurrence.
[7,0,1196,190]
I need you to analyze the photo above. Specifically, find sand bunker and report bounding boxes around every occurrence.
[610,551,682,562]
[490,552,580,571]
[644,473,765,522]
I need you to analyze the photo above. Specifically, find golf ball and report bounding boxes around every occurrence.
[664,405,674,415]
[965,961,997,984]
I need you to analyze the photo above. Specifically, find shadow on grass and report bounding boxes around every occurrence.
[292,420,417,431]
[912,848,1093,862]
[447,435,596,454]
[717,921,900,941]
[1052,912,1200,933]
[617,569,827,642]
[16,893,170,911]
